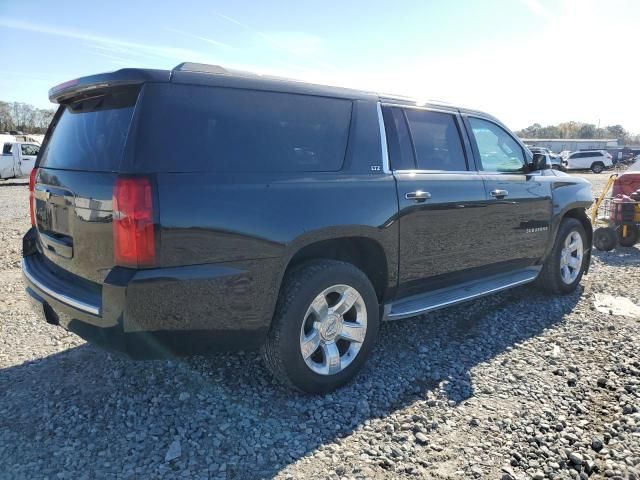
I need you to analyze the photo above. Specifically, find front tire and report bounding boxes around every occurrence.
[537,218,588,294]
[262,260,380,393]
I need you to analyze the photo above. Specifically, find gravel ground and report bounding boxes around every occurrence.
[0,173,639,480]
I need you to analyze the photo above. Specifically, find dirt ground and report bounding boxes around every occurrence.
[0,172,638,480]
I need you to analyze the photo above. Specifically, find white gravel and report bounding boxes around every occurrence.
[0,173,639,479]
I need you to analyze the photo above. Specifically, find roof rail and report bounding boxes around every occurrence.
[378,93,454,108]
[172,62,310,85]
[172,63,231,74]
[172,62,265,79]
[170,62,379,99]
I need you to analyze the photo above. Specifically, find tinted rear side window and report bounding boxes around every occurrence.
[39,88,138,172]
[404,109,467,171]
[135,84,353,173]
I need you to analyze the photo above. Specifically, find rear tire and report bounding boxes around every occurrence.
[536,218,588,294]
[591,162,604,174]
[594,227,617,251]
[617,225,638,247]
[262,260,380,393]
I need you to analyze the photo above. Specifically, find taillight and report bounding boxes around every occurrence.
[29,168,38,226]
[112,176,155,267]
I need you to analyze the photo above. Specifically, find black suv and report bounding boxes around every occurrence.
[22,63,593,393]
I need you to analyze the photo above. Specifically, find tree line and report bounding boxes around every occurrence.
[3,98,640,145]
[0,101,56,134]
[515,121,640,145]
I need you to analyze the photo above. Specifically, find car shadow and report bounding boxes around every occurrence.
[0,285,581,479]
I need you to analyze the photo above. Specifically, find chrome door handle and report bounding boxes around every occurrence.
[405,191,431,202]
[490,189,509,198]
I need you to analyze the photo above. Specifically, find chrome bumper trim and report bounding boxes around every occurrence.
[22,258,100,316]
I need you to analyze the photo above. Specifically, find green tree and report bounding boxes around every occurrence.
[577,124,597,138]
[0,100,55,134]
[605,125,627,141]
[516,121,639,144]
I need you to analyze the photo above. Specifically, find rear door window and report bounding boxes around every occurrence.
[136,84,353,173]
[39,88,139,172]
[404,109,467,171]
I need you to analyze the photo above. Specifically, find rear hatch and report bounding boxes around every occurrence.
[33,86,140,284]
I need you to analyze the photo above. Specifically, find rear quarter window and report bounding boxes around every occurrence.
[134,84,353,173]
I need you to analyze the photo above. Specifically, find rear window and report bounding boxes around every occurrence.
[135,84,352,172]
[39,88,138,172]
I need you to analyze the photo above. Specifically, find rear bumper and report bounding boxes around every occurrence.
[22,244,278,358]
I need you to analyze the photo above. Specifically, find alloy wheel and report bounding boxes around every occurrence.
[299,284,367,376]
[559,230,583,284]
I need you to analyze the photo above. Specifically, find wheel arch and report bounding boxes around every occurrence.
[563,207,593,247]
[546,206,593,274]
[280,236,391,304]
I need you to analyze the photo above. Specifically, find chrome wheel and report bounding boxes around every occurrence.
[560,230,583,284]
[299,284,367,376]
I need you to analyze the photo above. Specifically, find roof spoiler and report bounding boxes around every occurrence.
[49,68,171,104]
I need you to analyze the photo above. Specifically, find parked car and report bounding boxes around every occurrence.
[22,63,594,393]
[528,147,563,170]
[0,141,39,179]
[549,153,565,170]
[562,150,613,173]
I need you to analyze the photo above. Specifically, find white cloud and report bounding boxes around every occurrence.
[211,11,334,70]
[259,31,325,56]
[0,17,218,65]
[164,28,233,50]
[521,0,555,20]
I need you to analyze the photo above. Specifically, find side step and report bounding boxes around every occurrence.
[384,267,541,321]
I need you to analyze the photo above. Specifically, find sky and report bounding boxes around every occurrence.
[1,0,639,133]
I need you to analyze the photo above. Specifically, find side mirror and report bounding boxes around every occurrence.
[531,153,551,171]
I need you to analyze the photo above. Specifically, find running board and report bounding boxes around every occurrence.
[384,267,541,321]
